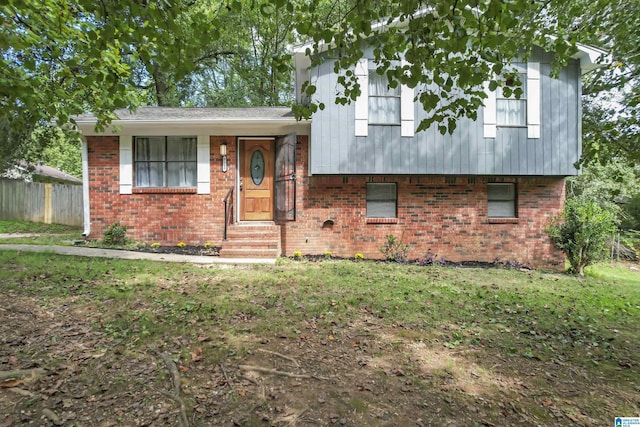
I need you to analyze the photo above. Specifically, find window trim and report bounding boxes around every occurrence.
[366,182,398,219]
[133,136,198,189]
[487,183,517,219]
[368,70,401,126]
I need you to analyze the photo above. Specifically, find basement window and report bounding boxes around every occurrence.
[367,183,397,218]
[488,183,517,218]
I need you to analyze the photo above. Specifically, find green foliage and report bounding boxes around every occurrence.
[547,197,617,276]
[621,193,640,230]
[24,125,82,178]
[380,234,409,262]
[103,222,128,246]
[578,0,640,165]
[292,0,592,133]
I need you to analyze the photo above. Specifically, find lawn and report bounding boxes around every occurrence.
[0,250,638,426]
[0,220,82,245]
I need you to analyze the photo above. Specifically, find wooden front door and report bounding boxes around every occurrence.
[240,139,274,220]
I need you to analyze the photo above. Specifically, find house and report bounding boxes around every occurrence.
[76,40,604,269]
[3,161,82,186]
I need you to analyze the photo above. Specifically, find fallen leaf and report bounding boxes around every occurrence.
[0,379,23,388]
[540,398,553,407]
[191,347,203,362]
[197,335,211,342]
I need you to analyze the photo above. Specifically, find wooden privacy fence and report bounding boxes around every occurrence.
[0,178,83,227]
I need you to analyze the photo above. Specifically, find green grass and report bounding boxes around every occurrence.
[0,219,81,234]
[0,220,83,245]
[0,251,638,422]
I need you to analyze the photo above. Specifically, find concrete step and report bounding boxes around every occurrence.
[218,247,280,259]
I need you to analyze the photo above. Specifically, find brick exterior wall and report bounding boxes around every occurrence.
[278,136,566,270]
[86,135,236,246]
[86,134,565,270]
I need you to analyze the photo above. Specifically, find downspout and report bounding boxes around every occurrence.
[81,136,91,237]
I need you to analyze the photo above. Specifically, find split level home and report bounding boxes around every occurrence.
[76,38,604,269]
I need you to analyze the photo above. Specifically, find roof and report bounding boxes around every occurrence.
[5,161,82,185]
[75,107,310,137]
[32,163,82,184]
[75,107,297,124]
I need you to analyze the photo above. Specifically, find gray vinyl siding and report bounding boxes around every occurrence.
[309,48,581,176]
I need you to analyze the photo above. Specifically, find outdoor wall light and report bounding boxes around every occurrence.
[220,142,228,173]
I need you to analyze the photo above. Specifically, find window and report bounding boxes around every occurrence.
[368,71,401,125]
[367,183,397,218]
[496,72,527,127]
[134,136,197,188]
[488,183,516,218]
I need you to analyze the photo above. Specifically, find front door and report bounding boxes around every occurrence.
[240,139,274,220]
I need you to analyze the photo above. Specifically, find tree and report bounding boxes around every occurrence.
[25,126,82,178]
[291,0,594,134]
[577,0,640,165]
[0,0,230,167]
[547,197,618,276]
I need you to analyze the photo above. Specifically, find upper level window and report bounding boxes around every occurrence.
[368,71,401,125]
[488,183,517,218]
[134,136,197,188]
[496,72,527,127]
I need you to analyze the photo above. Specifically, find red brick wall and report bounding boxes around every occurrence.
[87,134,565,269]
[279,137,566,270]
[86,135,235,245]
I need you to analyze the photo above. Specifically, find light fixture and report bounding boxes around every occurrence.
[220,142,228,173]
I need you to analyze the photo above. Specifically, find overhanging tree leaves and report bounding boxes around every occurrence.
[0,0,227,166]
[291,0,590,134]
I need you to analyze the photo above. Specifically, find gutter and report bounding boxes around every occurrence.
[81,137,91,237]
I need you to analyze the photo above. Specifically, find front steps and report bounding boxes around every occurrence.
[219,222,281,259]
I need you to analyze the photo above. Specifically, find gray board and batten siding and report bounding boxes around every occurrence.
[309,48,581,176]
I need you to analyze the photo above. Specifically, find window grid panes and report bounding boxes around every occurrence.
[497,72,527,127]
[134,136,197,188]
[488,183,517,218]
[369,72,401,125]
[366,183,397,218]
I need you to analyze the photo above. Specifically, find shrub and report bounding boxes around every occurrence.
[103,222,128,246]
[176,242,186,248]
[380,234,409,262]
[292,250,302,260]
[354,253,365,261]
[547,197,617,276]
[324,251,332,259]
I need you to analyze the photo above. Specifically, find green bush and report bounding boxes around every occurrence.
[103,221,128,246]
[547,197,617,276]
[380,234,409,262]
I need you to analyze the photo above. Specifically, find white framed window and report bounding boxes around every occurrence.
[496,73,527,127]
[368,71,401,125]
[483,62,540,139]
[367,183,397,218]
[134,136,197,188]
[488,183,517,218]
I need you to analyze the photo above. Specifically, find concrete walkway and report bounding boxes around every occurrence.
[0,242,276,265]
